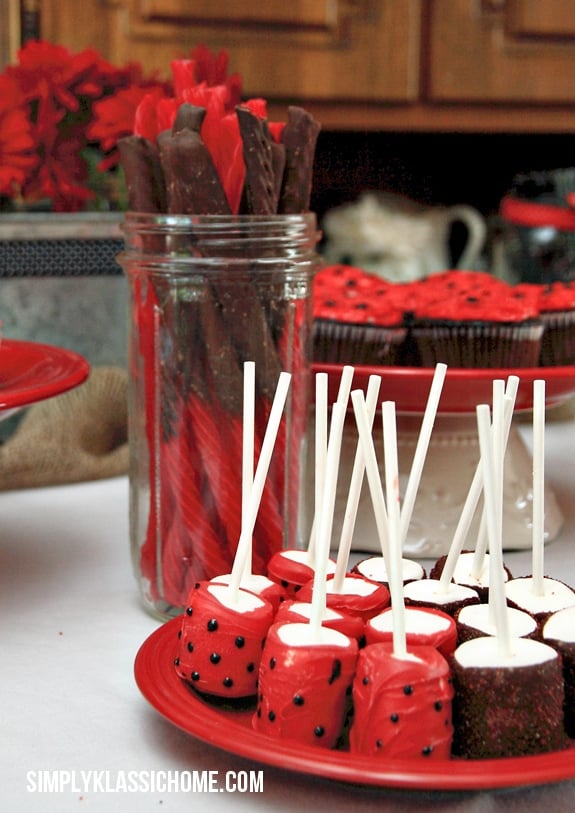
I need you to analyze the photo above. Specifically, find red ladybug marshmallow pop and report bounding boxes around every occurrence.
[254,400,359,747]
[348,396,454,759]
[175,371,291,698]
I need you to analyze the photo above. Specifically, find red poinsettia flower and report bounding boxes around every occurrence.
[0,39,168,210]
[0,76,37,197]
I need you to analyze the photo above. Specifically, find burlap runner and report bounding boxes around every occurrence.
[0,366,129,490]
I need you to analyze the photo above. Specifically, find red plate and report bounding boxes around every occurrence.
[134,618,575,791]
[0,339,90,411]
[313,363,575,414]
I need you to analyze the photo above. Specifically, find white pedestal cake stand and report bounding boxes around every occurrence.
[312,363,575,560]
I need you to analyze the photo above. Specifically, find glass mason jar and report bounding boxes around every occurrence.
[118,212,318,620]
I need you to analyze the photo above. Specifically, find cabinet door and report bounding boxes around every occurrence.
[43,0,420,105]
[428,0,575,103]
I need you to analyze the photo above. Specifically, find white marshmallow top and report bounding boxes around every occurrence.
[207,583,265,613]
[457,603,537,639]
[278,549,336,573]
[329,576,380,597]
[213,572,274,594]
[452,552,508,588]
[282,601,343,622]
[403,578,478,605]
[505,576,575,615]
[454,635,557,669]
[369,607,452,635]
[277,622,351,648]
[355,556,424,584]
[543,606,575,643]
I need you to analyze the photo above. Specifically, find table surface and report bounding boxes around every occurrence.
[2,420,575,813]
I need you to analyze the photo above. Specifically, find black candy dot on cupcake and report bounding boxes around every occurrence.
[207,618,218,632]
[174,657,180,666]
[223,677,234,688]
[434,701,443,711]
[187,641,194,653]
[210,652,221,664]
[269,657,276,669]
[403,685,413,695]
[246,662,255,673]
[362,676,369,685]
[314,726,325,738]
[235,636,245,648]
[376,739,382,748]
[293,694,304,706]
[185,606,193,616]
[422,745,433,756]
[191,672,200,682]
[390,713,399,723]
[268,711,276,722]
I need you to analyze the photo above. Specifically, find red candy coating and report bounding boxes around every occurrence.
[298,572,390,621]
[253,622,358,748]
[274,599,365,643]
[175,581,274,698]
[350,642,454,760]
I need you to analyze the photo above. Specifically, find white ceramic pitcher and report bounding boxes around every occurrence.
[322,191,487,282]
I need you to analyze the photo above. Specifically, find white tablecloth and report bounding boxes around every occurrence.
[2,421,575,812]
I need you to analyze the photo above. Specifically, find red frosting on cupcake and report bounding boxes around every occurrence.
[313,264,404,326]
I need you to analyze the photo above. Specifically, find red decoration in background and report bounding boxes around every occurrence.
[0,40,243,210]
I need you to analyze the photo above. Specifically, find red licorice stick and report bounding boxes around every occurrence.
[133,277,162,603]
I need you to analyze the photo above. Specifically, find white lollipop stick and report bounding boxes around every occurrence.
[476,403,512,657]
[306,372,328,566]
[351,390,390,569]
[382,400,407,659]
[228,372,291,601]
[399,363,447,546]
[333,374,381,592]
[310,401,347,635]
[241,361,255,579]
[308,364,355,567]
[487,379,506,626]
[532,379,546,596]
[470,375,519,579]
[439,377,518,593]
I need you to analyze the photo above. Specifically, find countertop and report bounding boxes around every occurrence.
[2,419,575,813]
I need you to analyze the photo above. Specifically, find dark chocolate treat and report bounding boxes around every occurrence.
[429,551,513,604]
[118,135,166,213]
[237,106,284,214]
[158,123,230,215]
[278,106,320,214]
[450,637,568,759]
[172,102,206,134]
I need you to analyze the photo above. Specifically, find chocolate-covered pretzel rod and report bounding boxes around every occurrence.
[118,135,166,213]
[158,105,231,215]
[237,105,285,215]
[278,106,320,214]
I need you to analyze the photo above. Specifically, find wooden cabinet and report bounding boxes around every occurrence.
[39,0,575,132]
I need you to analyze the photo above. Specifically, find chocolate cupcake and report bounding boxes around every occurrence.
[406,270,543,368]
[313,264,407,365]
[515,280,575,366]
